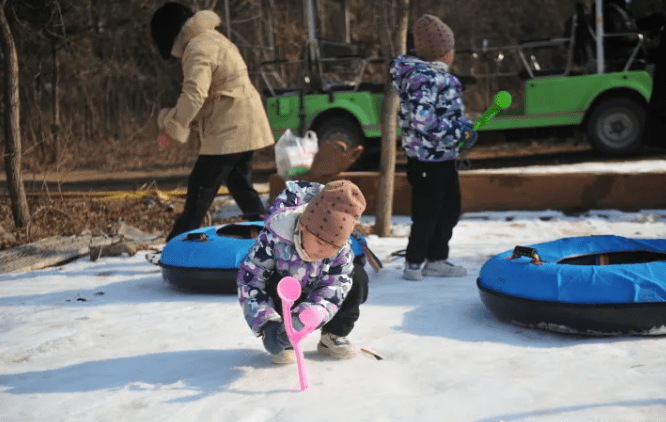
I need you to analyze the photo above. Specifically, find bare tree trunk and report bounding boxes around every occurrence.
[266,0,277,60]
[104,78,111,139]
[33,60,46,160]
[223,0,231,39]
[0,0,30,228]
[51,40,61,164]
[375,0,409,237]
[114,79,121,139]
[254,1,264,65]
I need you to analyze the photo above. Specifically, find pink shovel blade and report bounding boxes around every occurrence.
[277,276,301,302]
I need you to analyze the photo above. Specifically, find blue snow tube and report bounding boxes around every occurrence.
[477,235,666,335]
[159,221,367,294]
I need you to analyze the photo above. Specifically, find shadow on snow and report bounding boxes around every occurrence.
[366,271,664,348]
[0,348,283,402]
[475,398,666,422]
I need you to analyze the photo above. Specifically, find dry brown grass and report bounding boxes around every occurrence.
[0,193,180,250]
[1,126,279,251]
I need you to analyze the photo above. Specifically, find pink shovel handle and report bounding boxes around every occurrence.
[277,277,326,391]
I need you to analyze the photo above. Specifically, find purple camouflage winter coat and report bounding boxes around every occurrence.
[390,54,477,162]
[237,181,355,336]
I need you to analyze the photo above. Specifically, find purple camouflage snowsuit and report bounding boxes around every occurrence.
[237,181,356,336]
[389,54,477,266]
[390,54,476,161]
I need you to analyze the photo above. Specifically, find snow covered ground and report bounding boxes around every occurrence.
[2,204,666,421]
[465,158,666,174]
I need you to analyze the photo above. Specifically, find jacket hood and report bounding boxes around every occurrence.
[391,54,449,88]
[171,10,222,58]
[265,205,307,244]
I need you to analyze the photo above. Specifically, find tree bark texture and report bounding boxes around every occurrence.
[0,1,31,228]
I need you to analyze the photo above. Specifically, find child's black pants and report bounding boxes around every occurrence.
[405,158,461,265]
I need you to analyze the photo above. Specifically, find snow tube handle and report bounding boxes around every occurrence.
[182,232,209,242]
[506,246,544,265]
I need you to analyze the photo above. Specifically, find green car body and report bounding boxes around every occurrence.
[265,90,385,141]
[481,70,652,131]
[265,68,653,156]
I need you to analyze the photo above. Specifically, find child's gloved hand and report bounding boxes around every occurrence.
[464,130,477,147]
[157,133,172,147]
[457,128,478,151]
[261,321,292,354]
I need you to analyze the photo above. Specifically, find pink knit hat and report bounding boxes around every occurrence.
[413,14,455,62]
[300,180,366,249]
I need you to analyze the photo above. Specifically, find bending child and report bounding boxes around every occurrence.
[150,3,274,240]
[237,180,368,364]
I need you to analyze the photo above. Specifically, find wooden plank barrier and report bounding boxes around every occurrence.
[269,171,666,214]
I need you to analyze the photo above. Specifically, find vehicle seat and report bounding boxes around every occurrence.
[318,39,364,58]
[571,2,596,70]
[581,0,649,72]
[306,39,380,95]
[516,3,584,79]
[603,0,645,71]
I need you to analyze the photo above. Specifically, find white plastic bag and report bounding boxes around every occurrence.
[274,129,319,179]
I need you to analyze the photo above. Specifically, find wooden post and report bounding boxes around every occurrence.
[376,0,409,237]
[376,91,399,236]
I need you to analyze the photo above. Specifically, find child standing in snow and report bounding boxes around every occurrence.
[237,180,368,364]
[390,14,477,281]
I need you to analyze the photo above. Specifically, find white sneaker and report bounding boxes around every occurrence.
[403,263,424,281]
[422,260,467,277]
[270,349,295,365]
[317,332,357,359]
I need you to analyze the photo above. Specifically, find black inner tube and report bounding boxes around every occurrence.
[215,224,263,239]
[558,250,666,266]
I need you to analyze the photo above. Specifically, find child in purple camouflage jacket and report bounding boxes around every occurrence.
[237,180,368,364]
[390,14,477,281]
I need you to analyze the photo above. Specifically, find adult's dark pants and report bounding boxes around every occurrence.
[405,158,461,265]
[167,151,266,241]
[264,263,369,337]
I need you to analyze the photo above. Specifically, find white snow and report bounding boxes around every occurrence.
[465,159,666,174]
[2,162,666,421]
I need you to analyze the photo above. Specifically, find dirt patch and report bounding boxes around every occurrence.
[0,193,179,250]
[0,141,279,250]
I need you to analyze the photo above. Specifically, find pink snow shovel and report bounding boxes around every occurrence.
[277,276,326,391]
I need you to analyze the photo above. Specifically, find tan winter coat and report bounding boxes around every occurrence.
[158,11,274,155]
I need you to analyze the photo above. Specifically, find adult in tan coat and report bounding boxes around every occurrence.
[151,3,274,241]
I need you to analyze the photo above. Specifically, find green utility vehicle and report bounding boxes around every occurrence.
[260,0,384,161]
[262,0,662,158]
[465,0,661,155]
[262,78,384,152]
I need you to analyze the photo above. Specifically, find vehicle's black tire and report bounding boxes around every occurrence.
[314,116,365,151]
[586,96,646,155]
